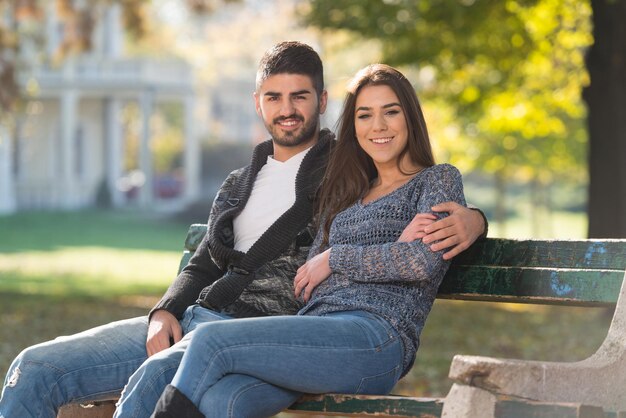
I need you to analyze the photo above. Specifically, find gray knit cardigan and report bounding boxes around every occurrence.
[152,129,334,319]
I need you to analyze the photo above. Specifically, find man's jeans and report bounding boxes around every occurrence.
[0,305,230,418]
[170,310,405,418]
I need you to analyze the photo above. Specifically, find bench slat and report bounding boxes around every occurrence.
[182,224,625,305]
[453,239,626,270]
[184,224,207,250]
[288,394,443,417]
[440,266,623,306]
[185,225,626,271]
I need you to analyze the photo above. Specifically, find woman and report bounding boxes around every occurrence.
[150,64,466,418]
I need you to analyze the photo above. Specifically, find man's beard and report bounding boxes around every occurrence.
[267,113,319,148]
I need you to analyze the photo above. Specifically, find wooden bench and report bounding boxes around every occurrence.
[58,224,626,418]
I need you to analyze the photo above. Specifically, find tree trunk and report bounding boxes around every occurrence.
[584,0,626,238]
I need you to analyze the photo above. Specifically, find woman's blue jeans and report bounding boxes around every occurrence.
[0,305,231,418]
[170,310,405,418]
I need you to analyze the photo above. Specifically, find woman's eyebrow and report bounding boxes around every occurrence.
[356,102,401,112]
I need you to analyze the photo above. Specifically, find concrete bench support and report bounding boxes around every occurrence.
[445,271,626,415]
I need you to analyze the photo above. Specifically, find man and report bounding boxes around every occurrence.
[0,41,485,418]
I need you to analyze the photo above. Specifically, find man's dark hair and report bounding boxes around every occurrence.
[256,41,324,97]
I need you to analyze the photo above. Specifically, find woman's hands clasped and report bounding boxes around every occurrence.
[294,248,332,303]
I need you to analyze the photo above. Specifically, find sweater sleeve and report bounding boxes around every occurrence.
[149,172,237,320]
[329,164,465,285]
[467,203,489,240]
[150,233,224,319]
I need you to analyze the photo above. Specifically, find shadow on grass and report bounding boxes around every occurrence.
[0,210,191,253]
[0,292,155,377]
[0,271,169,299]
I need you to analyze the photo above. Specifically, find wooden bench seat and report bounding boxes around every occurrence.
[58,224,626,417]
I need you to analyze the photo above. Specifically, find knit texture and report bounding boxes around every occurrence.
[300,164,466,376]
[207,129,332,273]
[197,270,255,312]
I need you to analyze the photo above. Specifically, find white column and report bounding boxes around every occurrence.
[138,89,155,207]
[0,124,16,214]
[103,3,123,58]
[104,98,124,207]
[60,89,78,209]
[45,2,61,57]
[183,93,200,203]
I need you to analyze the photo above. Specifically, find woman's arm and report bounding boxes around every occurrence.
[330,164,465,285]
[295,165,465,300]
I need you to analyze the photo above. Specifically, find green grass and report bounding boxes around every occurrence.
[0,209,612,402]
[0,210,188,297]
[0,210,188,253]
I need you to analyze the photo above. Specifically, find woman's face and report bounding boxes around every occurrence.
[354,84,409,170]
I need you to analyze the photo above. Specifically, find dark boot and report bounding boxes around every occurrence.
[151,384,205,418]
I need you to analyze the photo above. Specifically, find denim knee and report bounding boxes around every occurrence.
[1,347,65,418]
[6,344,65,389]
[115,352,181,418]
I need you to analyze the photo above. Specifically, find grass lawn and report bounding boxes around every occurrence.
[0,210,187,297]
[0,209,613,400]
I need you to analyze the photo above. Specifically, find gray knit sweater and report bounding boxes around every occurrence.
[299,163,466,376]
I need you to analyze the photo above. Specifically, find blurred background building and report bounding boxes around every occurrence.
[2,3,199,214]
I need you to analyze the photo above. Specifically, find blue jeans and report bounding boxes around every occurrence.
[0,305,230,418]
[170,310,404,418]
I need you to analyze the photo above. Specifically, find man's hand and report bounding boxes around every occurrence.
[294,249,332,303]
[146,310,182,357]
[423,202,486,260]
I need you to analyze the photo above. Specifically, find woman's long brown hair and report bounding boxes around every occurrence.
[316,64,436,245]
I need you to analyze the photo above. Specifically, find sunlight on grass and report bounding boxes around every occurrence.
[0,210,189,297]
[0,247,181,297]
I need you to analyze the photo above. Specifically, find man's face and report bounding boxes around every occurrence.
[255,73,327,159]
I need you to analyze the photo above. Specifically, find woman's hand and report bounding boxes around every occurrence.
[294,249,332,303]
[397,213,437,242]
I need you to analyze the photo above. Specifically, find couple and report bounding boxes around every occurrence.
[0,42,485,418]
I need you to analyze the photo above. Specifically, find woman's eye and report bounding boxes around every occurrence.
[357,114,371,120]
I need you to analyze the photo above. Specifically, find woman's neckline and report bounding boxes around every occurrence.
[359,165,431,207]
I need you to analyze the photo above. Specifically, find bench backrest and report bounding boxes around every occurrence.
[180,224,626,307]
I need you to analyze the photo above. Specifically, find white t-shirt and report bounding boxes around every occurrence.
[233,146,312,253]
